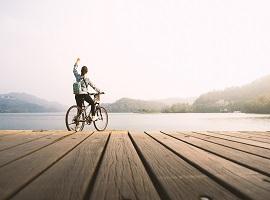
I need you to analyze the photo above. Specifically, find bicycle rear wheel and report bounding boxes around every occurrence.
[65,105,85,131]
[93,106,108,131]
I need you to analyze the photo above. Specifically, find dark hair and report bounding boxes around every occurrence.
[81,66,88,76]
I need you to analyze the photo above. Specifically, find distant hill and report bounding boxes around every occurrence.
[153,97,196,106]
[104,98,166,113]
[3,73,270,114]
[104,74,270,113]
[0,93,66,113]
[103,96,196,113]
[193,74,270,113]
[0,92,195,113]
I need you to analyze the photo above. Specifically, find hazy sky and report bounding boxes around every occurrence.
[1,0,270,105]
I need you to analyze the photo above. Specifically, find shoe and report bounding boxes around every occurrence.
[92,115,99,121]
[75,124,80,132]
[73,116,78,122]
[73,113,81,122]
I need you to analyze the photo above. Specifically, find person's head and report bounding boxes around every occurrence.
[81,66,88,76]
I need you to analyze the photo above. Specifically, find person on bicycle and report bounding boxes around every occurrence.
[73,58,101,121]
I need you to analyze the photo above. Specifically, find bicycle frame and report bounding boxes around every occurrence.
[80,95,101,124]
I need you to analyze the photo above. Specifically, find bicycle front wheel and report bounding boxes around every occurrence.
[65,105,85,131]
[93,106,108,131]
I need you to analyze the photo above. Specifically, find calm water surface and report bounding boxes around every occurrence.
[0,113,270,131]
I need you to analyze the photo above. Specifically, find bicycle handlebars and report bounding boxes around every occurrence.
[89,92,105,95]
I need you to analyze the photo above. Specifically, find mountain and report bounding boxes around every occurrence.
[103,96,197,113]
[104,98,167,113]
[153,97,196,106]
[0,93,66,113]
[193,74,270,113]
[3,74,270,113]
[104,74,270,113]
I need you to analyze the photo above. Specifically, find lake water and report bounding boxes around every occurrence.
[0,113,270,131]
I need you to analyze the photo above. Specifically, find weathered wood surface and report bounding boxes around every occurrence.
[0,131,73,167]
[236,131,270,140]
[90,131,159,200]
[181,131,270,159]
[166,132,270,176]
[0,130,269,200]
[129,132,239,200]
[240,131,270,138]
[13,132,110,200]
[194,131,270,149]
[0,131,53,151]
[0,130,25,138]
[0,132,91,199]
[147,131,270,200]
[210,131,270,144]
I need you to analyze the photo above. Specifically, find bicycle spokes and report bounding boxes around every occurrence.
[65,105,85,131]
[93,107,108,131]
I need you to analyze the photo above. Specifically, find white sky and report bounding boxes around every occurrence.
[1,0,270,105]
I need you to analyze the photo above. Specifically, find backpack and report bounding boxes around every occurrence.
[73,81,81,94]
[73,77,88,94]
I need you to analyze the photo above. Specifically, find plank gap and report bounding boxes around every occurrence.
[0,133,54,152]
[128,131,171,200]
[178,132,270,160]
[193,132,270,150]
[83,133,111,200]
[209,131,270,145]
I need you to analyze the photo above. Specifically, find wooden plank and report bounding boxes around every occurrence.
[165,132,270,176]
[0,131,54,151]
[0,131,73,167]
[129,132,240,200]
[195,131,270,149]
[12,132,110,200]
[89,131,160,200]
[147,131,270,200]
[211,131,270,144]
[240,131,270,138]
[0,131,92,199]
[235,131,270,140]
[179,131,270,159]
[0,130,63,141]
[0,130,25,138]
[0,130,37,139]
[0,130,39,137]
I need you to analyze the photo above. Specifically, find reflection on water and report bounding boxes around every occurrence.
[0,113,269,131]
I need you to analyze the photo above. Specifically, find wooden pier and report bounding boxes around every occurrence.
[0,130,269,200]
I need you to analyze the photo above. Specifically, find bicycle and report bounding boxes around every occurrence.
[65,92,108,131]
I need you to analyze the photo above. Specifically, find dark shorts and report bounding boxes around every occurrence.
[75,94,95,115]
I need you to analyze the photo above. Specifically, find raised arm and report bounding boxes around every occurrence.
[73,58,81,82]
